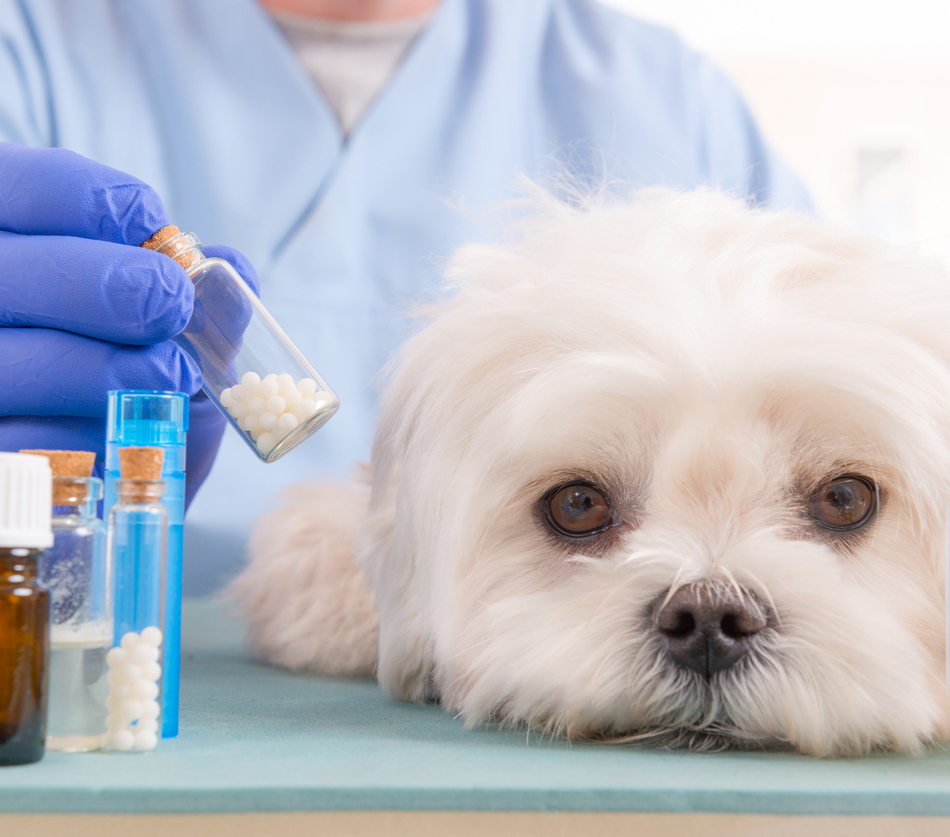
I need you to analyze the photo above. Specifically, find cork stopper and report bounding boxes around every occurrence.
[20,449,96,505]
[19,450,95,478]
[118,447,165,504]
[140,224,203,271]
[139,225,181,251]
[118,447,164,481]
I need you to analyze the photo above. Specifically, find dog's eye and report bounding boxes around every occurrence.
[808,476,877,531]
[545,483,615,537]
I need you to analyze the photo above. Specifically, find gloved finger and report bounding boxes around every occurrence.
[0,230,193,344]
[203,244,260,297]
[0,415,107,467]
[0,328,201,417]
[0,143,168,245]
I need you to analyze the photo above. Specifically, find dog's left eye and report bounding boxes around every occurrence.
[808,476,877,531]
[544,483,617,538]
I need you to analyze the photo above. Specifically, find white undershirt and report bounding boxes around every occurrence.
[269,10,433,136]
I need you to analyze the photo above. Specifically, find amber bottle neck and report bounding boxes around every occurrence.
[0,547,42,578]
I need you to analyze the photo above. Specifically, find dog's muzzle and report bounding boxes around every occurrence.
[655,582,768,678]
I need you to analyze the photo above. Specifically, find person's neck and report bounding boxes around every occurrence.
[259,0,440,21]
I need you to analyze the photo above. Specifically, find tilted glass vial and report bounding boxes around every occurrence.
[0,453,52,766]
[140,226,339,463]
[104,448,166,753]
[25,452,112,753]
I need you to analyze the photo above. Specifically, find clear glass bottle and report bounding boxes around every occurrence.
[0,453,52,767]
[105,477,167,753]
[141,227,339,463]
[41,475,111,753]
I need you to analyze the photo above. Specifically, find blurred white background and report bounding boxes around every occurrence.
[603,0,950,261]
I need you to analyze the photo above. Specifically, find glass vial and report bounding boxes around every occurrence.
[0,453,53,766]
[105,460,167,752]
[42,475,111,753]
[141,226,339,463]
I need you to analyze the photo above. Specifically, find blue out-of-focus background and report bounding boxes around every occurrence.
[608,0,950,260]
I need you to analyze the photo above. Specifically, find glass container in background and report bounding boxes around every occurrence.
[0,453,52,767]
[42,474,110,753]
[140,227,338,463]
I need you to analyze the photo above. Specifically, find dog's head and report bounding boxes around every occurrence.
[359,188,950,756]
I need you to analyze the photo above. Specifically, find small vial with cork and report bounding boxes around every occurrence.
[0,453,52,767]
[140,226,339,462]
[20,450,111,753]
[104,447,167,752]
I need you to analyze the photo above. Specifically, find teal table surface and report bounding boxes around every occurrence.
[3,599,950,816]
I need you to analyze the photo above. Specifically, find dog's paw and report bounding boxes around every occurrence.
[227,482,379,677]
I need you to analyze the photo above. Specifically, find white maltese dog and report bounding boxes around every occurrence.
[231,188,950,757]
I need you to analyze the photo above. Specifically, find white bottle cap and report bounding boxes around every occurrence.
[0,452,54,549]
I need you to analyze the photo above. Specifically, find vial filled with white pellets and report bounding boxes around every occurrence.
[140,227,339,463]
[105,447,167,752]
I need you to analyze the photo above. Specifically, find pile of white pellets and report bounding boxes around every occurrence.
[220,372,332,456]
[102,627,163,752]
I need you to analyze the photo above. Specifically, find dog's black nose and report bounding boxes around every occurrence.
[655,583,767,678]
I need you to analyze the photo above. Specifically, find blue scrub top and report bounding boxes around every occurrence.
[0,0,810,590]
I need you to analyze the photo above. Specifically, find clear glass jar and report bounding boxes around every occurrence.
[41,476,111,753]
[147,230,339,463]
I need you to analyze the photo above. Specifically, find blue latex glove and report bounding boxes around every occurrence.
[0,142,259,508]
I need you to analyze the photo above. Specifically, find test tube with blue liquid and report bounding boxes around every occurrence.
[104,391,184,738]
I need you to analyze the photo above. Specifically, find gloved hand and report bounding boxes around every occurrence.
[0,142,259,508]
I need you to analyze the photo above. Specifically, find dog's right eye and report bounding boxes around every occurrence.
[544,483,617,538]
[808,475,877,531]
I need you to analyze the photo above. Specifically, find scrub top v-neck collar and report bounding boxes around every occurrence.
[246,0,459,266]
[268,10,436,136]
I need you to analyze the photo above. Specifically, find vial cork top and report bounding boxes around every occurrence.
[118,446,165,505]
[140,225,203,271]
[19,449,96,506]
[118,447,165,481]
[19,450,96,478]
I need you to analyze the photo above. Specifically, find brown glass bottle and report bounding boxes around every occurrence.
[0,547,50,766]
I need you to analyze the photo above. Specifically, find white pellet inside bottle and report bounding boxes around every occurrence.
[102,627,163,752]
[220,372,334,458]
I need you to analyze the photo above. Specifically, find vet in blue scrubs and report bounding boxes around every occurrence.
[0,0,809,589]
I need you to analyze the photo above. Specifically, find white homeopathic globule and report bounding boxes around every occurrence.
[220,372,332,455]
[102,627,163,752]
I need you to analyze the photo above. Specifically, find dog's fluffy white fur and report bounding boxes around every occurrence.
[231,188,950,756]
